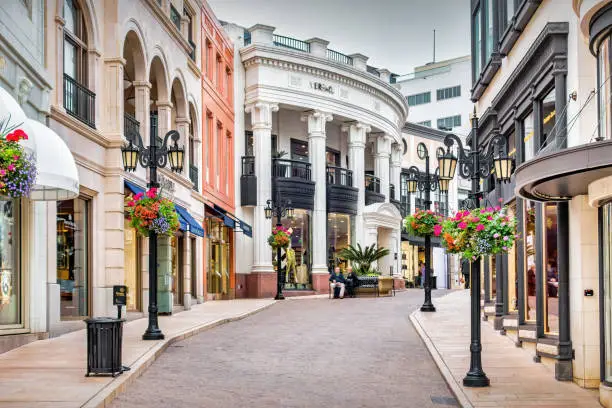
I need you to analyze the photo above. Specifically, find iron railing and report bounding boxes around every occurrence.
[273,34,310,52]
[188,39,196,61]
[123,112,141,145]
[241,156,255,176]
[327,49,353,65]
[272,158,311,180]
[63,74,95,128]
[390,184,396,200]
[365,174,381,193]
[189,164,199,191]
[326,166,353,186]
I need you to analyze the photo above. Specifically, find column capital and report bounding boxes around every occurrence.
[156,100,173,109]
[132,80,152,89]
[301,110,333,136]
[245,101,279,129]
[343,121,371,148]
[175,116,191,125]
[369,133,392,156]
[390,142,403,166]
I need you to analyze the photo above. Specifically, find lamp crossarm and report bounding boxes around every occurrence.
[477,133,507,178]
[443,133,472,179]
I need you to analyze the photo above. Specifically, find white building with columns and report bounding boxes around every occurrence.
[223,23,408,297]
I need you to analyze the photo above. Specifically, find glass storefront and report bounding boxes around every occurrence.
[524,200,537,321]
[57,197,89,319]
[123,225,140,311]
[0,200,20,327]
[171,236,183,305]
[327,213,352,271]
[544,204,559,334]
[507,203,518,311]
[542,88,556,150]
[279,209,311,290]
[207,218,230,297]
[603,202,612,381]
[523,111,535,162]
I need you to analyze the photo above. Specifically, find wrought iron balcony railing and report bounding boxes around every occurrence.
[390,184,396,200]
[63,74,95,128]
[327,49,353,65]
[272,158,311,180]
[273,34,310,52]
[242,155,255,176]
[123,112,141,145]
[365,174,381,193]
[326,166,353,186]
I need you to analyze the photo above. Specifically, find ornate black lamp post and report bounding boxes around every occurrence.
[264,191,294,300]
[437,109,513,387]
[405,142,449,313]
[121,130,185,340]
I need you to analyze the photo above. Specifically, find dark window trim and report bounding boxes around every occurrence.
[499,1,543,56]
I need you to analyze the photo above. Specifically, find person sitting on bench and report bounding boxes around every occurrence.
[345,267,358,298]
[329,266,346,299]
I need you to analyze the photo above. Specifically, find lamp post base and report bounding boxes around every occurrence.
[142,329,165,341]
[420,303,436,312]
[463,371,490,387]
[274,293,285,300]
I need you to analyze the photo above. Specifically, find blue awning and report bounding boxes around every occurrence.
[124,180,204,237]
[238,220,252,237]
[175,205,205,237]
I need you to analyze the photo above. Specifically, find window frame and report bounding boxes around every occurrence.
[406,91,431,106]
[436,85,461,101]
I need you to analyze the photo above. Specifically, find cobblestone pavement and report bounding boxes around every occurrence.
[111,290,457,408]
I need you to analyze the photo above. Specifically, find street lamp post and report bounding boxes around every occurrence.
[264,191,294,300]
[437,108,513,387]
[121,130,185,340]
[406,142,449,313]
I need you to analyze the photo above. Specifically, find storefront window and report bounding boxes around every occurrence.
[123,225,140,311]
[523,111,535,162]
[544,204,559,334]
[599,36,611,141]
[542,88,556,149]
[472,6,481,83]
[0,200,19,327]
[327,213,352,271]
[603,202,612,381]
[57,198,89,319]
[207,219,230,297]
[171,236,183,305]
[507,203,518,311]
[524,200,536,321]
[484,0,494,62]
[279,209,311,290]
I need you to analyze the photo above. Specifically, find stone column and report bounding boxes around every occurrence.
[302,110,333,292]
[245,101,278,297]
[133,81,151,142]
[390,143,402,201]
[175,116,191,174]
[102,57,125,136]
[371,134,391,202]
[157,101,173,140]
[54,14,66,109]
[556,201,572,379]
[182,233,192,310]
[342,122,370,246]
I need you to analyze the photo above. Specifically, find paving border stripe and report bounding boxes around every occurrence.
[409,311,473,408]
[82,301,276,408]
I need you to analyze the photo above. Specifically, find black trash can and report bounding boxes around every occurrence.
[85,317,125,377]
[432,276,437,289]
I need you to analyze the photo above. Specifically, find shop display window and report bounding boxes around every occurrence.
[0,200,19,327]
[327,213,352,271]
[207,218,230,296]
[278,209,311,290]
[524,200,537,322]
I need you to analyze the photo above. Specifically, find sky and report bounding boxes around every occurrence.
[208,0,471,75]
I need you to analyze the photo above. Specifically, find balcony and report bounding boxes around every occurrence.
[389,184,401,211]
[189,164,199,192]
[123,112,141,145]
[273,34,310,52]
[63,74,95,128]
[272,158,315,210]
[240,156,256,206]
[365,174,385,205]
[326,166,358,215]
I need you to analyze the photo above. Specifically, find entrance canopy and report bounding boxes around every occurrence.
[363,202,403,229]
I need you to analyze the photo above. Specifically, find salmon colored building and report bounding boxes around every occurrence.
[200,4,238,300]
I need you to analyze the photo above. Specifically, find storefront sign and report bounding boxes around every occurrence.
[310,81,334,94]
[113,285,127,306]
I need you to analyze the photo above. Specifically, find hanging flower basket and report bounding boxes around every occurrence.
[268,226,292,249]
[0,126,36,199]
[125,187,180,237]
[441,206,517,260]
[403,209,443,237]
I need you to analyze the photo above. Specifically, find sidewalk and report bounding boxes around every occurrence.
[0,298,275,408]
[411,290,600,408]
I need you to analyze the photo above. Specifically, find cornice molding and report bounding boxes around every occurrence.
[49,106,111,148]
[402,122,448,141]
[143,0,193,57]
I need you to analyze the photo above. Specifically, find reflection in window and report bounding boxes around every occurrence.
[0,201,19,326]
[541,88,556,149]
[290,139,309,162]
[524,200,536,322]
[472,7,481,82]
[484,0,494,62]
[327,213,352,271]
[544,204,558,334]
[523,111,535,162]
[207,218,230,296]
[57,198,89,319]
[599,36,611,140]
[279,209,311,290]
[123,225,140,312]
[507,203,518,311]
[603,203,612,381]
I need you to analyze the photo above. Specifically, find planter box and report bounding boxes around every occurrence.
[378,276,394,297]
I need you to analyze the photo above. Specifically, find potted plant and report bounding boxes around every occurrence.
[125,187,180,237]
[0,119,36,198]
[338,244,389,275]
[441,205,517,260]
[403,209,443,237]
[267,225,292,249]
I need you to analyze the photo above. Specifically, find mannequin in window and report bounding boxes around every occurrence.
[285,245,297,284]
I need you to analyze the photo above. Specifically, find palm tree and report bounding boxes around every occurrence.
[338,243,390,275]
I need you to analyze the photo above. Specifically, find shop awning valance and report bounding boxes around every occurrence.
[26,120,79,201]
[124,180,204,237]
[175,205,205,237]
[205,204,252,237]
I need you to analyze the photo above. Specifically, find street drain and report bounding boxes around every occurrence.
[430,396,459,406]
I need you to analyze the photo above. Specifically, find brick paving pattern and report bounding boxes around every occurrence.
[111,290,456,408]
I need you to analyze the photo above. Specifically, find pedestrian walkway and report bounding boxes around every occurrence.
[0,299,274,408]
[411,290,600,408]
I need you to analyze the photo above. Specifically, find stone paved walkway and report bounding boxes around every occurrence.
[0,299,274,407]
[411,290,601,408]
[111,290,456,408]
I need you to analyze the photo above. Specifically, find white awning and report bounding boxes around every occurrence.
[0,87,35,155]
[26,120,79,201]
